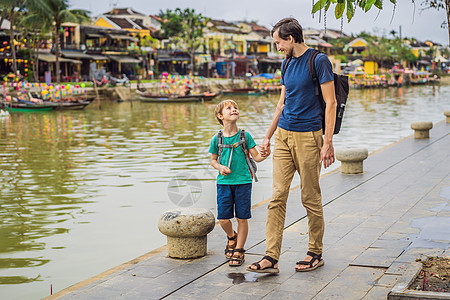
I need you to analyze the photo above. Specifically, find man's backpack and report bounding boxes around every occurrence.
[282,49,349,134]
[217,129,258,182]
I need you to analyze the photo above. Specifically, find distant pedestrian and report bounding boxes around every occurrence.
[209,99,267,266]
[247,17,336,273]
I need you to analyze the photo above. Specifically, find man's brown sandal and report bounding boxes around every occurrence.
[295,251,324,272]
[246,255,279,273]
[224,231,237,259]
[229,248,245,267]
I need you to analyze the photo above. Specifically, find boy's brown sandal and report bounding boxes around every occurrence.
[224,231,237,259]
[229,248,245,267]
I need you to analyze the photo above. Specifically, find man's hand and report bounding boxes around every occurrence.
[218,165,231,176]
[320,140,335,169]
[260,138,271,157]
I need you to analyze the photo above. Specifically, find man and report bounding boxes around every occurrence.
[247,17,336,273]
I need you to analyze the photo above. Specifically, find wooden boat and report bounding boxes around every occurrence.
[29,91,96,103]
[52,101,91,110]
[137,90,205,102]
[0,101,57,112]
[200,92,219,101]
[1,96,92,112]
[221,88,267,96]
[81,96,96,103]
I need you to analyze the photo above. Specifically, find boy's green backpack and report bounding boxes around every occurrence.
[217,129,258,182]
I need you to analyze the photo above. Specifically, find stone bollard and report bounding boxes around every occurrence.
[411,121,433,139]
[445,110,450,123]
[158,208,215,259]
[336,148,368,174]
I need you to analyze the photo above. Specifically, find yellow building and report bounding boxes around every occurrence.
[93,15,151,45]
[204,20,272,57]
[364,61,378,75]
[346,38,369,55]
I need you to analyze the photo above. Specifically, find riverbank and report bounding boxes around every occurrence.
[46,119,450,299]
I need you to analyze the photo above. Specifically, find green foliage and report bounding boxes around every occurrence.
[310,1,441,23]
[360,34,417,65]
[157,8,207,53]
[313,0,449,44]
[422,0,446,10]
[426,47,437,57]
[335,54,348,63]
[441,47,450,57]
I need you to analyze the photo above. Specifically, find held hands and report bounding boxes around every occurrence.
[320,141,335,169]
[259,138,271,157]
[218,165,231,176]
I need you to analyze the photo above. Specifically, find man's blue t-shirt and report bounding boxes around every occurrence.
[279,48,334,132]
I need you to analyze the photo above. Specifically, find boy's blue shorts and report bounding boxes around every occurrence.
[217,183,252,220]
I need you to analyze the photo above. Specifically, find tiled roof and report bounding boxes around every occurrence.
[108,17,134,29]
[108,17,139,29]
[105,8,145,16]
[249,23,269,33]
[210,19,236,27]
[150,15,163,22]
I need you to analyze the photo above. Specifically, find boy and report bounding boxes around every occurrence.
[209,99,268,266]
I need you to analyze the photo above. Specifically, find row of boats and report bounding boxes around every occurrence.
[0,96,96,112]
[136,88,268,103]
[0,87,268,112]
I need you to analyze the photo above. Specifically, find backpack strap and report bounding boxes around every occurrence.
[281,56,292,83]
[239,129,247,154]
[217,130,224,164]
[239,130,258,182]
[281,57,292,105]
[307,49,321,97]
[308,49,326,119]
[217,130,240,168]
[217,130,258,182]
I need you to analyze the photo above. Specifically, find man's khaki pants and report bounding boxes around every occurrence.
[266,127,324,261]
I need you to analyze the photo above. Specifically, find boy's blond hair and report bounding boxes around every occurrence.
[214,99,238,126]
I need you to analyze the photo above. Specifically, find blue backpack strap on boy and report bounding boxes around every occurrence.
[217,129,258,182]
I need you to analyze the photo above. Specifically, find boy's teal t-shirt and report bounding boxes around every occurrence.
[209,130,256,184]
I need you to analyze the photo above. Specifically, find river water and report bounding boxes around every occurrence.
[1,83,449,299]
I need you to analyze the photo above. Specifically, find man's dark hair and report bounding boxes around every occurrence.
[271,17,304,43]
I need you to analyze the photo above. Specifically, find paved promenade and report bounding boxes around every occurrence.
[48,121,450,300]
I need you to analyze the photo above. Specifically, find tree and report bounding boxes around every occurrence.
[312,0,450,44]
[20,7,52,81]
[158,8,207,75]
[43,0,89,83]
[0,0,47,74]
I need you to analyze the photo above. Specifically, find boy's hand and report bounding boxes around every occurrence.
[260,138,271,157]
[218,165,231,176]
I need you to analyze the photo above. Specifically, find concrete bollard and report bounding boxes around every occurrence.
[411,121,433,139]
[336,148,368,174]
[158,208,215,259]
[445,110,450,123]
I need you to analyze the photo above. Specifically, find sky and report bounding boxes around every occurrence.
[69,0,449,46]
